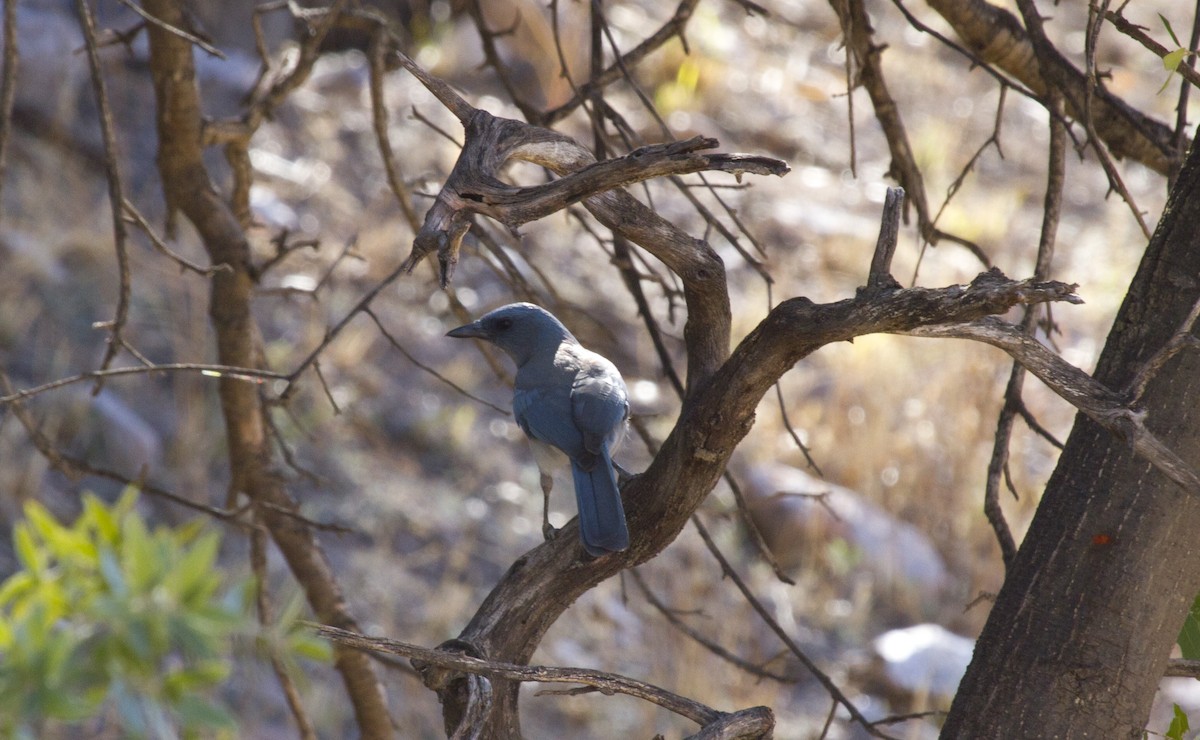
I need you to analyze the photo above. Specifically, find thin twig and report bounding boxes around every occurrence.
[774,383,823,476]
[368,27,421,231]
[0,363,285,406]
[1172,3,1200,170]
[315,624,725,728]
[984,91,1066,569]
[257,230,321,276]
[1103,11,1200,91]
[251,529,319,740]
[465,0,540,122]
[365,307,511,416]
[280,260,411,400]
[116,0,225,58]
[0,372,250,522]
[123,198,223,275]
[541,0,702,126]
[76,0,134,391]
[691,515,896,739]
[629,569,798,684]
[1125,295,1200,404]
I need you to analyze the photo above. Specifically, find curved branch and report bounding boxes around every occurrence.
[314,624,760,732]
[437,268,1080,736]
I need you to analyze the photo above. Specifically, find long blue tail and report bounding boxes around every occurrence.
[571,446,629,556]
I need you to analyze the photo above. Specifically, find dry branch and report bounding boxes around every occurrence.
[1104,11,1200,91]
[402,109,788,289]
[388,48,1088,734]
[75,0,132,385]
[314,624,774,738]
[140,1,391,734]
[0,0,17,220]
[425,264,1080,737]
[923,0,1179,175]
[902,318,1200,495]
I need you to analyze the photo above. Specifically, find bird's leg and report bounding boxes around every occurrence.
[540,471,558,541]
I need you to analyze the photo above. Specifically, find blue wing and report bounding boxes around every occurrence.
[513,345,630,555]
[570,353,629,467]
[569,350,629,554]
[513,385,585,460]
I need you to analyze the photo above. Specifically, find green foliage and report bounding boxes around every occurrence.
[1177,592,1200,661]
[1166,703,1190,740]
[0,488,324,738]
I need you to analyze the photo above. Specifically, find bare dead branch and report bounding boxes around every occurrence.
[403,111,787,286]
[902,318,1200,495]
[313,624,742,730]
[0,0,17,224]
[75,0,133,390]
[388,43,475,125]
[0,363,285,406]
[691,516,891,739]
[251,529,319,740]
[868,186,904,288]
[395,59,781,397]
[1104,11,1200,91]
[367,29,421,232]
[629,569,798,685]
[923,0,1180,175]
[141,2,391,733]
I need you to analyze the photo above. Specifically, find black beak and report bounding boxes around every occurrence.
[446,321,488,339]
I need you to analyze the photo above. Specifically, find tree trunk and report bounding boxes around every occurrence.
[942,136,1200,736]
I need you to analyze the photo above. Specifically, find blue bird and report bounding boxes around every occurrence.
[447,303,630,556]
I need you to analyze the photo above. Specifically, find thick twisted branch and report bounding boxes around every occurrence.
[433,263,1080,736]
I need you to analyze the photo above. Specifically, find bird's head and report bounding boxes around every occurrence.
[446,302,575,366]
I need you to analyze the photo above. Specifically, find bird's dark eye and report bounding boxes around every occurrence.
[494,318,513,331]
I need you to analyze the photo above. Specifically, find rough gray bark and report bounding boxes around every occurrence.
[942,136,1200,737]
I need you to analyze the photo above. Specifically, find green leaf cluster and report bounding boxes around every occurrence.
[0,488,246,738]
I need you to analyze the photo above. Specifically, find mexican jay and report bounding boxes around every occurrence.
[447,303,630,556]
